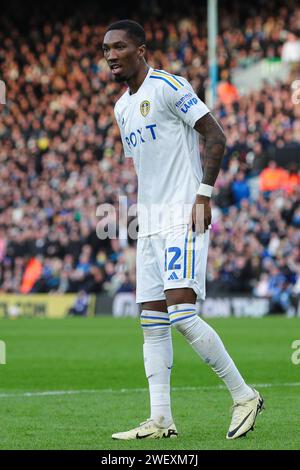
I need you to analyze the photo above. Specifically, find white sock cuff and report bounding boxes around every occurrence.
[167,303,196,325]
[141,310,170,328]
[167,303,195,314]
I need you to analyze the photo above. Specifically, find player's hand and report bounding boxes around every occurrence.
[189,194,212,234]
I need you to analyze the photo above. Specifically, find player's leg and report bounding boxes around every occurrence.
[165,286,255,403]
[163,225,264,438]
[141,299,173,429]
[112,238,177,440]
[165,286,264,439]
[136,239,173,430]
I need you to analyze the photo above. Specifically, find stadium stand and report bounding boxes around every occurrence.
[0,0,299,313]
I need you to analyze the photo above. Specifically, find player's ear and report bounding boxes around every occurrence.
[138,44,146,59]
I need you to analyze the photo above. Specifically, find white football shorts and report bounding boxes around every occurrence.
[136,224,209,304]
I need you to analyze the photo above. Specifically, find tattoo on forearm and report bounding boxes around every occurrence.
[202,136,226,186]
[195,113,226,187]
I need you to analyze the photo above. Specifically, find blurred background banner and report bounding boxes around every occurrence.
[1,292,299,318]
[0,0,299,317]
[0,293,95,318]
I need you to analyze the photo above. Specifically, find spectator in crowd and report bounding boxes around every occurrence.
[231,171,250,207]
[281,32,300,63]
[282,163,300,195]
[259,161,289,192]
[68,290,89,316]
[217,71,239,106]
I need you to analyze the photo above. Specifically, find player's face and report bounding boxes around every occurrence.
[102,30,144,83]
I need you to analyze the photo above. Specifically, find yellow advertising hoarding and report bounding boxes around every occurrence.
[0,294,95,318]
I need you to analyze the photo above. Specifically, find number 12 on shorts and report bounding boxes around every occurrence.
[165,247,181,271]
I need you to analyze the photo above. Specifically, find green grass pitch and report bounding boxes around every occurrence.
[0,316,299,450]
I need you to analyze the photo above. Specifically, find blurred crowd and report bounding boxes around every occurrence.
[208,169,300,313]
[0,0,299,312]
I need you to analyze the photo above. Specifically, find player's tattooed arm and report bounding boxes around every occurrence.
[190,113,226,233]
[194,112,226,186]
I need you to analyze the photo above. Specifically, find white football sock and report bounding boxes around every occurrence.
[168,303,255,403]
[141,310,173,427]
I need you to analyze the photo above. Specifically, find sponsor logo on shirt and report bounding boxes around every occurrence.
[175,92,193,108]
[179,97,198,114]
[125,124,157,149]
[140,100,151,117]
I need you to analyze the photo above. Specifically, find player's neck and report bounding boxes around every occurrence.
[128,63,150,95]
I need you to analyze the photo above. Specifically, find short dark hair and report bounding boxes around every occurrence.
[106,20,146,46]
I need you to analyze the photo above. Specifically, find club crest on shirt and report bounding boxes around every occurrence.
[140,100,150,117]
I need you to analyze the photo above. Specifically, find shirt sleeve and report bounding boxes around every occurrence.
[162,77,210,128]
[114,106,132,158]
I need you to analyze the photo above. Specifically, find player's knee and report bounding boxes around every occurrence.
[171,313,198,340]
[168,304,214,347]
[140,310,170,335]
[142,326,171,345]
[165,288,196,306]
[167,302,198,338]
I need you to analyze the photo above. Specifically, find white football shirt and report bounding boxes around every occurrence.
[114,67,210,237]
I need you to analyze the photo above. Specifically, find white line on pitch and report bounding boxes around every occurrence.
[0,382,300,399]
